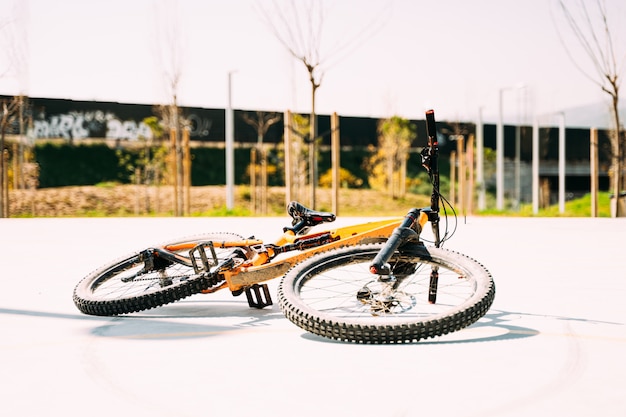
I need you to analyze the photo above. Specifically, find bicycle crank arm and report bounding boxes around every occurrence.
[146,247,195,268]
[119,248,195,283]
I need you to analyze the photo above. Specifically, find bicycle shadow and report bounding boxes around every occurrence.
[89,299,286,340]
[0,299,285,341]
[90,307,530,342]
[4,303,621,344]
[90,306,530,342]
[300,309,623,345]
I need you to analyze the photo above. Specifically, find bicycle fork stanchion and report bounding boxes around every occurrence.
[369,208,421,275]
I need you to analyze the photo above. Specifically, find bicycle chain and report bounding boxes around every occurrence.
[126,270,225,289]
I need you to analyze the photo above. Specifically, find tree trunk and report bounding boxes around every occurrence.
[0,131,4,218]
[309,83,318,209]
[610,92,623,217]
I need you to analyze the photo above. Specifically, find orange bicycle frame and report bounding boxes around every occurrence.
[162,213,430,294]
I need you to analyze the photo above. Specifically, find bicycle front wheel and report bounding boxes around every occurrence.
[73,232,245,316]
[278,243,495,344]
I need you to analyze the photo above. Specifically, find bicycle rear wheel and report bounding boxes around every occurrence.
[278,243,495,344]
[73,232,245,316]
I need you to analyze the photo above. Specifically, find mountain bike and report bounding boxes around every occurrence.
[73,109,495,344]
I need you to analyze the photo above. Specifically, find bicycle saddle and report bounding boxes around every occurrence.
[286,201,336,234]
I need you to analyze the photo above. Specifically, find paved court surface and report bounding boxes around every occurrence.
[1,215,625,417]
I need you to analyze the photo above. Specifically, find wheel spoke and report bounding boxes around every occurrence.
[278,243,495,343]
[74,232,246,315]
[296,257,474,321]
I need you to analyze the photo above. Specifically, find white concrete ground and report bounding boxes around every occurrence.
[1,215,625,417]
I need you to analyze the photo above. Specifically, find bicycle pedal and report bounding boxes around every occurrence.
[245,284,273,309]
[189,242,218,273]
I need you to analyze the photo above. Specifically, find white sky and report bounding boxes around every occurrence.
[1,0,625,124]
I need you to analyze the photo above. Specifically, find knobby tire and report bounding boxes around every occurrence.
[73,232,244,316]
[278,243,495,344]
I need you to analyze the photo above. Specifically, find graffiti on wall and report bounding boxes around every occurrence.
[187,113,213,137]
[32,110,214,141]
[33,110,153,141]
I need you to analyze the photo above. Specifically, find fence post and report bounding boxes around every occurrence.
[284,110,292,207]
[331,112,340,215]
[590,128,598,217]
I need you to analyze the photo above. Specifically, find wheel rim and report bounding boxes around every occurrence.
[80,233,245,302]
[291,249,481,326]
[87,256,199,301]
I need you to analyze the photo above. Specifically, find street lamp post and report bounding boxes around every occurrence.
[226,71,236,210]
[496,85,526,210]
[477,107,485,211]
[532,118,539,214]
[558,112,566,214]
[496,90,505,210]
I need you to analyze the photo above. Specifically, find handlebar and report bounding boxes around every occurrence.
[369,109,443,275]
[424,109,442,247]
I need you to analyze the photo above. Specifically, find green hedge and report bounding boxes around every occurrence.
[191,147,253,186]
[36,142,125,187]
[319,147,370,187]
[34,142,431,189]
[34,143,258,188]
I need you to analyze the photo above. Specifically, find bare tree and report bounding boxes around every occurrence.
[256,0,388,208]
[154,0,185,216]
[555,0,625,216]
[286,112,312,204]
[4,0,29,92]
[242,111,282,147]
[0,12,11,217]
[0,9,13,79]
[242,111,282,213]
[366,116,416,199]
[0,97,19,217]
[0,1,30,217]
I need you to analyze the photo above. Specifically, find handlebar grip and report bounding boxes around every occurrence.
[425,109,437,142]
[426,109,437,142]
[426,109,437,139]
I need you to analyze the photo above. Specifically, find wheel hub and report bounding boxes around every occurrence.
[356,279,416,315]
